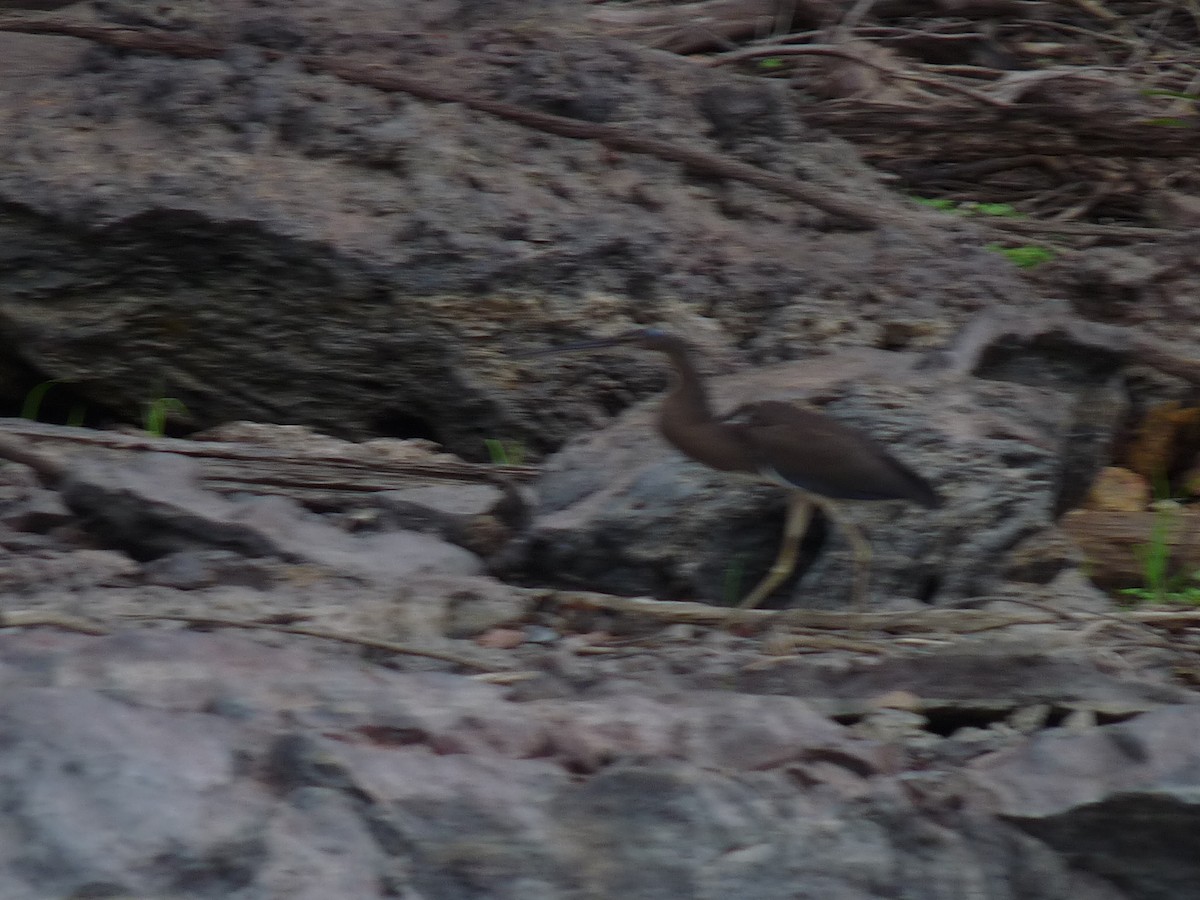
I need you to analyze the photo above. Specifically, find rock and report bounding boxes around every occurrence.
[1086,466,1152,512]
[1061,506,1200,590]
[1147,190,1200,229]
[475,627,525,649]
[0,598,1184,897]
[520,349,1074,607]
[1124,402,1200,484]
[0,1,1031,457]
[1002,526,1085,585]
[0,681,272,900]
[0,484,73,533]
[731,647,1193,716]
[58,451,483,583]
[0,545,140,595]
[372,481,529,558]
[0,1,1196,893]
[396,573,530,639]
[140,548,274,590]
[972,705,1200,899]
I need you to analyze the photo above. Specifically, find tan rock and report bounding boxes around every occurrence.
[1085,466,1150,512]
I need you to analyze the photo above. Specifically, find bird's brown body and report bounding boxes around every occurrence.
[651,335,940,507]
[532,328,941,606]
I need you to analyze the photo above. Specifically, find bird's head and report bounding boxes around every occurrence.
[620,327,684,353]
[522,327,688,358]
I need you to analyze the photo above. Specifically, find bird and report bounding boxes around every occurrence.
[528,327,942,608]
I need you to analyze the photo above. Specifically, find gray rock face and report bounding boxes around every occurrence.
[0,628,1171,900]
[972,705,1200,900]
[58,450,484,582]
[0,0,1031,458]
[1,2,1198,896]
[0,418,1195,899]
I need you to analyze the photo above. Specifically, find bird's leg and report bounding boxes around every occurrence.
[737,492,812,609]
[810,498,873,608]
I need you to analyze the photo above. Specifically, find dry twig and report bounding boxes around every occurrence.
[120,614,505,671]
[705,43,1013,108]
[0,610,108,635]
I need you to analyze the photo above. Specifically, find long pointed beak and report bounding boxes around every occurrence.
[517,335,628,358]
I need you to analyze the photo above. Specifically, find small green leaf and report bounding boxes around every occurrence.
[972,202,1021,218]
[722,557,746,606]
[143,397,189,437]
[484,439,508,465]
[986,244,1055,269]
[912,196,957,211]
[484,439,526,466]
[21,380,62,421]
[1140,89,1200,101]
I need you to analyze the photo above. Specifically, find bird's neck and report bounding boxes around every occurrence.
[664,348,715,423]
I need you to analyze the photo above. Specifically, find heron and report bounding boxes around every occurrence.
[529,328,942,607]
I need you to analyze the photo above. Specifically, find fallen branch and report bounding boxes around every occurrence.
[313,57,921,230]
[587,0,837,54]
[705,43,1013,108]
[120,613,507,671]
[0,610,108,635]
[527,587,1064,632]
[0,606,508,670]
[928,308,1200,388]
[527,586,1200,636]
[0,419,536,484]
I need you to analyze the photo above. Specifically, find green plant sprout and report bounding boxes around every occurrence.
[912,197,1023,218]
[21,380,63,420]
[143,397,189,437]
[721,556,746,606]
[912,196,958,211]
[757,57,786,71]
[1140,88,1200,101]
[986,243,1056,268]
[1120,496,1200,606]
[911,196,1055,269]
[969,202,1021,217]
[484,439,526,466]
[21,380,89,426]
[1134,90,1194,127]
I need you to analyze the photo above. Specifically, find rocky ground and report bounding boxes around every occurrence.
[1,0,1200,898]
